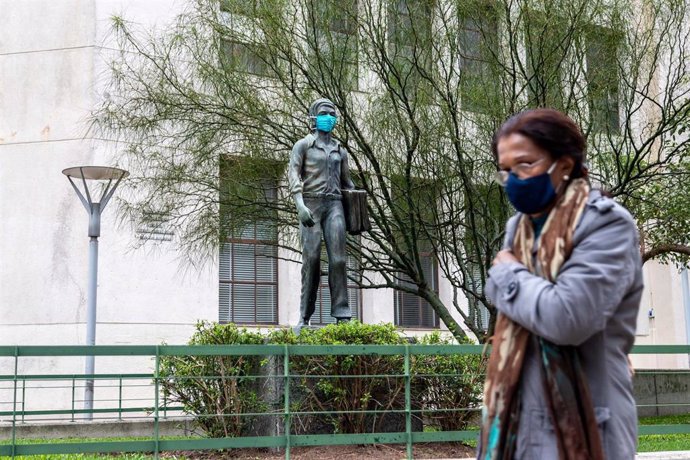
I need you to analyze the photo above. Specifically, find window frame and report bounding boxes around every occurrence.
[218,157,282,325]
[219,220,280,325]
[458,2,499,113]
[311,244,364,325]
[394,251,440,329]
[585,25,621,134]
[307,0,361,91]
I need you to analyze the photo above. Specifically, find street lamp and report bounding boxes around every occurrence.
[62,166,129,420]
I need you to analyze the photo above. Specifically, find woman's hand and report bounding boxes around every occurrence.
[492,249,519,266]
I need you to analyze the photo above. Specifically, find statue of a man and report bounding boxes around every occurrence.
[288,98,355,333]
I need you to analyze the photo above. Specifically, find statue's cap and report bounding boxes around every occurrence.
[308,98,336,117]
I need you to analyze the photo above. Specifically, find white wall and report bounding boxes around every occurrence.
[0,0,216,351]
[631,261,690,369]
[1,0,687,361]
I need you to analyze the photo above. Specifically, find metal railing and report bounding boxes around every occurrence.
[0,344,689,458]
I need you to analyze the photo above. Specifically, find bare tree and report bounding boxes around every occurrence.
[92,0,690,341]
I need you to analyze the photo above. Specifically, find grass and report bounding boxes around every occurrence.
[638,414,690,452]
[2,416,689,458]
[0,436,191,460]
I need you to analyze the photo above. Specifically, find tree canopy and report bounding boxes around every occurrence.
[93,0,690,341]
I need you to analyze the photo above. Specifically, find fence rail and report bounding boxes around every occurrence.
[1,344,689,459]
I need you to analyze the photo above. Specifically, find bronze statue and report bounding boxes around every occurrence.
[288,98,355,333]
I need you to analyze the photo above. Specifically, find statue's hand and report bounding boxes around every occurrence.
[297,204,315,227]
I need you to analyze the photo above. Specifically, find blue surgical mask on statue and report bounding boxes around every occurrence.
[505,161,558,214]
[315,114,337,132]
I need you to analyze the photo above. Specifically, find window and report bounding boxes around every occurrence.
[458,4,498,113]
[309,0,360,90]
[465,262,490,331]
[524,14,567,109]
[219,220,278,324]
[390,175,440,328]
[311,247,363,325]
[219,158,281,324]
[586,26,620,133]
[387,0,433,97]
[462,182,505,332]
[219,0,274,77]
[221,41,272,77]
[394,252,439,328]
[220,0,261,16]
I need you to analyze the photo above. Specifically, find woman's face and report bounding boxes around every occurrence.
[496,133,574,190]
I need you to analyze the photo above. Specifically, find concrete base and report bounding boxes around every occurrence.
[0,417,194,440]
[634,370,690,417]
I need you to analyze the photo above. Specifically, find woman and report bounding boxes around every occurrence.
[479,109,643,460]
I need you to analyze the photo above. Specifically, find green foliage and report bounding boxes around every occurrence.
[633,158,690,266]
[638,415,690,452]
[159,322,267,438]
[413,332,484,431]
[94,0,690,343]
[161,321,484,437]
[273,322,410,434]
[412,332,485,431]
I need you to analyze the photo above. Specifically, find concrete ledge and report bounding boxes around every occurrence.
[0,417,194,440]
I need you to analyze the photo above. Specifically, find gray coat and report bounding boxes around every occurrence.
[485,190,643,460]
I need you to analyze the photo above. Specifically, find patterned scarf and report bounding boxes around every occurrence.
[479,178,604,460]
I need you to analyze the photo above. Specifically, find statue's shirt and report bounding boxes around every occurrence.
[288,134,355,197]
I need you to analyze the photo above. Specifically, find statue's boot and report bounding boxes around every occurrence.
[292,317,310,335]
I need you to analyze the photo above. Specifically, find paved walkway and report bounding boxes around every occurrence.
[636,452,690,459]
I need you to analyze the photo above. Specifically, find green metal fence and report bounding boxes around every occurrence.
[1,344,689,458]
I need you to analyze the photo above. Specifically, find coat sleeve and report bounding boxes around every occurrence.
[485,206,640,346]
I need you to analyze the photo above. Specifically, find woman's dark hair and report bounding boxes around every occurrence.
[491,108,588,179]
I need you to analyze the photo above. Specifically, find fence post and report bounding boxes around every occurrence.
[154,346,160,459]
[404,344,412,460]
[118,376,123,420]
[284,344,291,460]
[11,347,18,459]
[21,379,26,423]
[71,378,76,422]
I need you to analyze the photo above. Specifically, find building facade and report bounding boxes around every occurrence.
[1,0,688,371]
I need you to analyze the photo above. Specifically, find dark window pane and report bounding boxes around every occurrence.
[222,41,272,77]
[394,254,439,328]
[586,27,620,133]
[312,241,362,325]
[309,0,359,90]
[387,0,432,97]
[219,166,279,325]
[458,9,498,113]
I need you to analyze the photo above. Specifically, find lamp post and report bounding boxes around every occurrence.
[62,166,129,420]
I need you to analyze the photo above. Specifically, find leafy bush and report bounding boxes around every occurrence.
[161,321,484,437]
[159,321,266,437]
[413,331,485,431]
[270,321,409,434]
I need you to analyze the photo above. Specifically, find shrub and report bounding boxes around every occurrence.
[159,321,266,437]
[270,321,409,434]
[161,321,484,437]
[412,331,485,431]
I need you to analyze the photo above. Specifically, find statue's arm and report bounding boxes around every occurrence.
[340,147,356,190]
[289,139,314,226]
[288,139,305,197]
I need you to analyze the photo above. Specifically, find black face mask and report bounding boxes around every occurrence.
[504,161,558,214]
